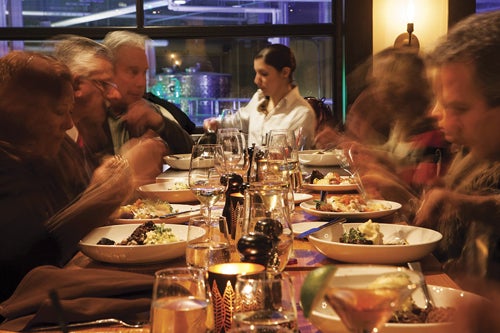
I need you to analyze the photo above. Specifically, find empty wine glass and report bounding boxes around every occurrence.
[322,266,422,333]
[268,129,302,192]
[216,128,249,180]
[189,144,226,221]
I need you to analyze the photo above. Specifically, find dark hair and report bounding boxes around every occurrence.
[255,44,296,82]
[429,11,500,108]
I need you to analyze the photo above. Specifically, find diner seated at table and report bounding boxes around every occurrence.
[0,51,142,302]
[53,34,166,186]
[102,30,195,155]
[315,47,451,220]
[203,43,317,148]
[361,11,500,284]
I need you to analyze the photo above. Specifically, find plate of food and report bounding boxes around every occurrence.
[79,222,205,264]
[307,220,442,264]
[308,266,489,333]
[299,194,401,220]
[298,149,344,166]
[112,199,201,224]
[163,153,191,170]
[137,178,198,203]
[303,171,358,192]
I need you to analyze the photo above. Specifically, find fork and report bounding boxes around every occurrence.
[30,318,147,331]
[339,147,367,200]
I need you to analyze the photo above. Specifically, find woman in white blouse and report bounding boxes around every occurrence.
[203,44,316,148]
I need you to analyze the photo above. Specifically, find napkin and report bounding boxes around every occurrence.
[0,265,154,332]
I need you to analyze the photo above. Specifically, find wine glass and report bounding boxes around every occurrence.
[268,129,302,192]
[322,267,422,333]
[189,144,226,221]
[216,128,249,180]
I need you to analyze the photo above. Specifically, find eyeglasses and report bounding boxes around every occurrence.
[90,79,119,93]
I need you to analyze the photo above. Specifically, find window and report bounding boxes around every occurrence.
[0,1,340,126]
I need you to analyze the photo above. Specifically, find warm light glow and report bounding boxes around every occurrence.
[406,0,415,23]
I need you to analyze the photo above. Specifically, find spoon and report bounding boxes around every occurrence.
[407,261,434,310]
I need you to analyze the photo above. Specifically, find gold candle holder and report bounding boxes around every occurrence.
[207,263,265,333]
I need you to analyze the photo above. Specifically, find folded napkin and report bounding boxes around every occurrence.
[0,265,154,332]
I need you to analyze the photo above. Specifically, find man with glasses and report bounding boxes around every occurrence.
[53,35,166,185]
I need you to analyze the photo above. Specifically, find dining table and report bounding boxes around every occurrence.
[0,165,460,333]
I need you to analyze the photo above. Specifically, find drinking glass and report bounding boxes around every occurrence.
[150,267,213,333]
[186,215,232,270]
[233,271,298,332]
[216,128,249,180]
[189,144,226,221]
[268,129,303,192]
[322,267,422,333]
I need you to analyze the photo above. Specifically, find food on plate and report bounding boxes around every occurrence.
[369,273,456,324]
[316,194,391,213]
[310,170,355,185]
[165,182,189,190]
[340,220,384,244]
[339,220,408,245]
[97,221,179,245]
[117,199,174,219]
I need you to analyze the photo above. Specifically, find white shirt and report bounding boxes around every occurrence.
[222,86,316,148]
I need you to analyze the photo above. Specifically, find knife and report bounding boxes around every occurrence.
[296,217,346,239]
[158,209,198,219]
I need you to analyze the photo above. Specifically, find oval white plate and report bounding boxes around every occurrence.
[163,154,191,170]
[293,193,313,204]
[298,149,344,166]
[302,182,358,192]
[300,199,401,220]
[308,222,442,264]
[310,266,489,333]
[79,224,205,264]
[138,182,198,204]
[114,204,201,224]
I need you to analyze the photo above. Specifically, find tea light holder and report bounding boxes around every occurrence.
[207,262,265,333]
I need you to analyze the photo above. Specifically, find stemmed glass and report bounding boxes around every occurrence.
[188,144,226,221]
[322,267,421,333]
[268,129,302,192]
[215,128,249,180]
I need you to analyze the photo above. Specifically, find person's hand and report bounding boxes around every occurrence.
[87,155,134,204]
[122,99,164,137]
[313,126,342,149]
[203,117,220,132]
[413,187,449,228]
[121,136,167,187]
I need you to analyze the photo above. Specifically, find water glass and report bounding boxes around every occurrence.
[151,267,213,333]
[186,215,232,270]
[232,271,298,332]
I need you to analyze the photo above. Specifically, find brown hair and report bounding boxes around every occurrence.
[0,51,73,141]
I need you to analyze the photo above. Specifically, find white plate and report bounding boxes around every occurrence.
[302,181,358,192]
[79,224,205,264]
[300,199,401,220]
[163,154,191,170]
[308,222,442,264]
[114,204,201,224]
[138,181,198,204]
[293,193,313,204]
[310,266,489,333]
[298,149,344,166]
[292,221,328,236]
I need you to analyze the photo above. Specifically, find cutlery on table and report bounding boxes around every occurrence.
[158,209,198,219]
[296,217,346,239]
[407,261,434,310]
[29,318,147,331]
